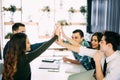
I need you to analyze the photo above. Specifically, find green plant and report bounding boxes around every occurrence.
[3,5,17,12]
[58,20,68,26]
[80,6,87,15]
[42,6,50,12]
[9,5,16,12]
[68,7,75,13]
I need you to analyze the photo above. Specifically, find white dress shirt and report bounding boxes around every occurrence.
[104,50,120,80]
[79,45,105,67]
[79,46,98,57]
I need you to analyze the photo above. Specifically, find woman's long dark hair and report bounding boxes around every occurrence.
[2,33,27,80]
[91,32,103,49]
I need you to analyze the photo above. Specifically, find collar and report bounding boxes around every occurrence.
[106,50,119,63]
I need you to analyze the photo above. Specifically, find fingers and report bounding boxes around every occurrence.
[61,26,65,37]
[55,22,65,45]
[54,23,60,36]
[63,57,68,62]
[55,23,61,29]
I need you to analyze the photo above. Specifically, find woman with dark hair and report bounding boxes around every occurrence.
[2,25,60,80]
[90,32,103,49]
[76,32,103,70]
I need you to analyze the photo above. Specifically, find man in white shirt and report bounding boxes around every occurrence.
[93,31,120,80]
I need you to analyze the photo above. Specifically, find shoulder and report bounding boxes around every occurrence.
[81,40,90,47]
[4,41,10,49]
[115,50,120,58]
[109,51,120,66]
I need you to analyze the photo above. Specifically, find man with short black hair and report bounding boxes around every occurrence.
[93,31,120,80]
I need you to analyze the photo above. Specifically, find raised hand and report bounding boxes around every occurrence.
[61,26,67,38]
[55,23,61,36]
[54,23,64,45]
[51,23,61,37]
[93,51,103,63]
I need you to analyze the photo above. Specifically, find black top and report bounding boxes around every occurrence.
[3,39,46,60]
[4,35,58,80]
[3,38,46,60]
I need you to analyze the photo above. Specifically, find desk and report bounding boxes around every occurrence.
[30,50,86,80]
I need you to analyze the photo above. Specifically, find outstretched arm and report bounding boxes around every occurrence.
[56,32,80,53]
[93,52,104,80]
[27,23,60,62]
[61,27,80,46]
[63,57,80,64]
[30,41,47,52]
[56,33,97,57]
[56,24,97,56]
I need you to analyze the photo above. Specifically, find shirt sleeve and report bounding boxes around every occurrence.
[30,41,47,51]
[26,35,58,62]
[79,46,97,57]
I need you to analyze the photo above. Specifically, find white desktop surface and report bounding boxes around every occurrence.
[30,50,86,80]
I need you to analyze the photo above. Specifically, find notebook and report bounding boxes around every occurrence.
[42,58,55,63]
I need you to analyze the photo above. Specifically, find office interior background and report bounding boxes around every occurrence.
[0,0,120,59]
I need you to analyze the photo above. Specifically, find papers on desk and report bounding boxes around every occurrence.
[39,62,60,69]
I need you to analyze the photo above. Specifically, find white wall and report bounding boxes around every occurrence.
[0,0,3,77]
